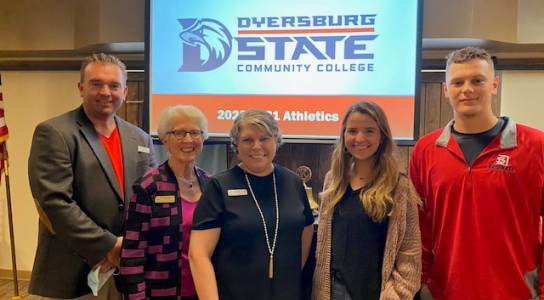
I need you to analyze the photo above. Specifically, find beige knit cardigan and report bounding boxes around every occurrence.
[312,172,422,300]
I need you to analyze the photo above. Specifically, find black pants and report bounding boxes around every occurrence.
[331,273,353,300]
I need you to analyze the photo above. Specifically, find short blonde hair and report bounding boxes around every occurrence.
[229,109,283,153]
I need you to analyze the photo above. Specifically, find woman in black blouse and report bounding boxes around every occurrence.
[312,101,421,300]
[189,109,314,300]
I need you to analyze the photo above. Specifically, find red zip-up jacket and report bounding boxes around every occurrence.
[410,117,544,300]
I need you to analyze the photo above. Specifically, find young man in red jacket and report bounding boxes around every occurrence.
[410,46,544,300]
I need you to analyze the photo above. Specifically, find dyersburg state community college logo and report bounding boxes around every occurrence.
[178,15,378,73]
[178,18,233,72]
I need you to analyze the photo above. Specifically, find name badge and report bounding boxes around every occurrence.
[155,195,175,203]
[138,146,150,154]
[228,189,248,197]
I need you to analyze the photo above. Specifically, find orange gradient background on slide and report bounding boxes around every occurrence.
[151,95,415,139]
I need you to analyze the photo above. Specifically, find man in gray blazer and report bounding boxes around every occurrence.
[28,53,157,299]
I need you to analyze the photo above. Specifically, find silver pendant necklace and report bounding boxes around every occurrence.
[176,173,196,188]
[244,169,279,279]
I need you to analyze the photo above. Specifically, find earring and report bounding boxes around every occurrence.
[344,147,349,154]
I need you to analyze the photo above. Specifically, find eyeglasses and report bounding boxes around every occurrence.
[167,130,203,140]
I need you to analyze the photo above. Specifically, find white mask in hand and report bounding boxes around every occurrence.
[87,265,115,296]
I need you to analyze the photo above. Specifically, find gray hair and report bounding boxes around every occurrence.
[80,53,127,84]
[157,105,209,143]
[445,47,495,74]
[229,109,283,153]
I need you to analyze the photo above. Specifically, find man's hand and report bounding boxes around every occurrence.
[93,256,115,274]
[93,237,123,273]
[106,237,123,268]
[93,257,107,271]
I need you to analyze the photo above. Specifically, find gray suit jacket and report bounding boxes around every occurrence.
[28,105,157,298]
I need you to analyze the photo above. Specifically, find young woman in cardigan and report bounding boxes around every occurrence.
[312,100,421,300]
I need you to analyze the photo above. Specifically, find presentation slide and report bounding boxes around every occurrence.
[149,0,421,140]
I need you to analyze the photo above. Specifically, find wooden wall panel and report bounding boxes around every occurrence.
[125,81,140,126]
[316,144,333,185]
[227,146,240,169]
[423,83,442,133]
[301,144,327,199]
[439,87,453,127]
[419,84,427,137]
[289,144,305,171]
[274,143,291,169]
[119,73,144,127]
[138,81,145,127]
[396,146,410,175]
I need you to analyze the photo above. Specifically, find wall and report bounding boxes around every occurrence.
[501,71,544,130]
[1,0,544,55]
[517,0,544,43]
[0,1,76,51]
[423,0,518,43]
[0,0,145,54]
[0,71,80,275]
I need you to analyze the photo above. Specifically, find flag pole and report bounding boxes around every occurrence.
[3,142,24,300]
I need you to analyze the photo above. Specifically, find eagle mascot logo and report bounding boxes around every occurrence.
[178,18,233,72]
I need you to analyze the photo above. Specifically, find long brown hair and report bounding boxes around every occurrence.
[322,101,398,222]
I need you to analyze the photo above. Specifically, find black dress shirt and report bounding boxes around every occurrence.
[331,185,388,300]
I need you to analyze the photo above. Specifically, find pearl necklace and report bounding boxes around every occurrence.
[244,169,279,279]
[175,173,196,188]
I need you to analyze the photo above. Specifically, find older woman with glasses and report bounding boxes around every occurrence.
[189,109,315,300]
[120,105,212,300]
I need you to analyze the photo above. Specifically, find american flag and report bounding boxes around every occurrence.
[0,74,9,184]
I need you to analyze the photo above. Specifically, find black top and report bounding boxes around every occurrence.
[193,164,314,300]
[331,186,388,300]
[453,117,506,166]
